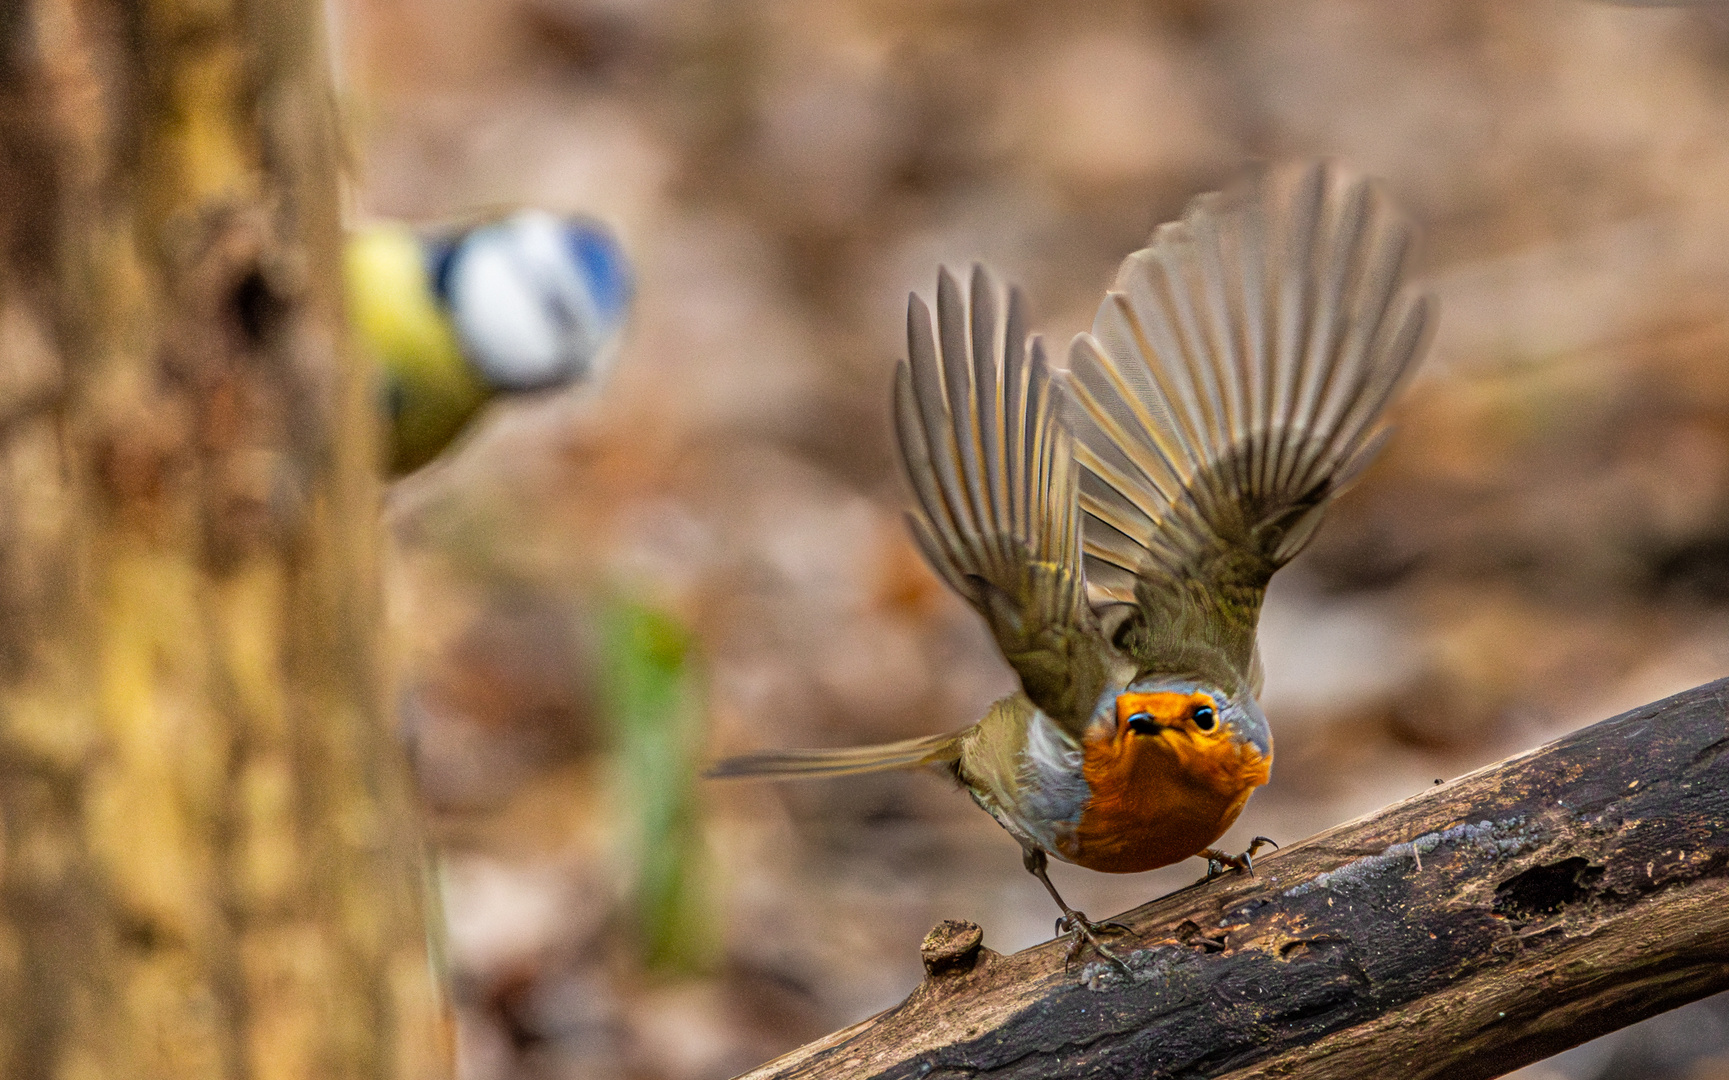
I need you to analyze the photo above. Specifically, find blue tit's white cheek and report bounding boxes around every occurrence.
[448,211,616,391]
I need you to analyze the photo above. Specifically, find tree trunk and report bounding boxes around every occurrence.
[0,2,445,1077]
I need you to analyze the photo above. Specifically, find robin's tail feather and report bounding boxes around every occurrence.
[704,731,963,780]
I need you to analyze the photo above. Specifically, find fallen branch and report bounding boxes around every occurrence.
[738,678,1729,1080]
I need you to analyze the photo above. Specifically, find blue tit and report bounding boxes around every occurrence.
[346,211,634,474]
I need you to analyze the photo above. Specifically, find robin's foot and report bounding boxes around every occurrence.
[1021,846,1133,975]
[1202,836,1278,880]
[1054,911,1132,973]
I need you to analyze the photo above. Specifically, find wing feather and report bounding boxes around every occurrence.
[1063,162,1433,677]
[897,267,1111,732]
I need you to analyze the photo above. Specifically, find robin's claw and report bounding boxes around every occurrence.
[1201,836,1278,881]
[1055,913,1132,975]
[1202,850,1242,879]
[1023,847,1131,975]
[1054,915,1130,937]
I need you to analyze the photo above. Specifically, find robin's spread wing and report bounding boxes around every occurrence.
[1063,162,1434,681]
[896,266,1113,735]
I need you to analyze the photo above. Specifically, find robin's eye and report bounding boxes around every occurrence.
[1126,712,1159,736]
[1192,706,1217,731]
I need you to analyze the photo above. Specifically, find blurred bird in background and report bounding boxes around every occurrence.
[350,210,712,972]
[710,162,1434,969]
[346,210,634,473]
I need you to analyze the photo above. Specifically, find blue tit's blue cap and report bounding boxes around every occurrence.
[565,220,633,323]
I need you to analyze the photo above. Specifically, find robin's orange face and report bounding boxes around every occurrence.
[1105,689,1271,796]
[1065,688,1273,873]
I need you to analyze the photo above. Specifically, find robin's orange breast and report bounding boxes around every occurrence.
[1062,727,1271,874]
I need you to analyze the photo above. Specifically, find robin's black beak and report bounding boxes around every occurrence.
[1126,713,1165,736]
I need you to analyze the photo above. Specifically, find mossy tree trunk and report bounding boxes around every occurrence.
[0,1,446,1077]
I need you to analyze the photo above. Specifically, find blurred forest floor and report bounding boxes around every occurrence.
[333,0,1729,1077]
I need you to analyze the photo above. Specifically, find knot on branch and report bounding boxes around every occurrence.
[921,920,984,976]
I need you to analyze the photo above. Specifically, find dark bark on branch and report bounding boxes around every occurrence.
[740,679,1729,1080]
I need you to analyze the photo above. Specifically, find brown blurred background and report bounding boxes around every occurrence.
[332,0,1729,1077]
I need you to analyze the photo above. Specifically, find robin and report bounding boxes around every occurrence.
[708,162,1433,967]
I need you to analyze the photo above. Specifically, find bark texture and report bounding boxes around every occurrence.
[740,679,1729,1080]
[0,2,445,1077]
